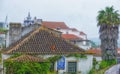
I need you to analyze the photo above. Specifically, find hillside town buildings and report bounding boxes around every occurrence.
[42,21,92,50]
[0,13,97,74]
[0,13,92,50]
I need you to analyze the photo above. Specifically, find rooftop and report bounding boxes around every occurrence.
[42,21,69,29]
[7,55,46,62]
[62,34,82,40]
[86,48,120,56]
[4,26,84,55]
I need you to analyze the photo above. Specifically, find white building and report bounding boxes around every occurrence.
[0,16,9,48]
[1,26,103,74]
[42,21,92,50]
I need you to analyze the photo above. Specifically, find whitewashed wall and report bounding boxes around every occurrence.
[2,54,102,74]
[56,29,91,50]
[59,29,86,40]
[76,42,91,50]
[53,55,94,74]
[58,29,68,34]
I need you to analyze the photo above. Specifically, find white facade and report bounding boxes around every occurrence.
[54,55,93,74]
[75,41,92,50]
[58,29,86,40]
[1,54,102,74]
[56,29,92,50]
[53,55,101,74]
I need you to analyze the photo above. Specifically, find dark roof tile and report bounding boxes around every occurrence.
[4,26,84,54]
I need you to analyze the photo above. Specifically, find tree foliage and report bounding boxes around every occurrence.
[97,6,120,60]
[97,6,120,26]
[47,55,62,63]
[0,28,7,34]
[4,54,50,74]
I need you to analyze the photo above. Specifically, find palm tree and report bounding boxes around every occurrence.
[97,6,120,60]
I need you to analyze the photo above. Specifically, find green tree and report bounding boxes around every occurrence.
[97,6,120,60]
[4,54,50,74]
[4,61,50,74]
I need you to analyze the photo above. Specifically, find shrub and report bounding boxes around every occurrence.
[99,59,116,69]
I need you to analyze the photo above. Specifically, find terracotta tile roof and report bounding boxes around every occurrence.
[4,26,84,55]
[8,55,46,62]
[86,48,101,56]
[42,21,69,29]
[86,48,120,56]
[62,34,82,40]
[80,32,86,35]
[0,32,5,34]
[69,28,79,32]
[5,29,36,50]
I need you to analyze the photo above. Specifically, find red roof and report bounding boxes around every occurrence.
[0,32,5,34]
[86,48,101,55]
[69,28,79,32]
[86,48,120,56]
[62,34,82,40]
[80,32,86,35]
[42,21,69,29]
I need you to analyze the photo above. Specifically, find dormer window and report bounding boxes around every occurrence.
[56,27,61,30]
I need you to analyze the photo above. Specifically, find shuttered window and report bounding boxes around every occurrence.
[68,62,77,73]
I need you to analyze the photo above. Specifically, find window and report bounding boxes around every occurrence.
[68,62,77,73]
[50,62,54,71]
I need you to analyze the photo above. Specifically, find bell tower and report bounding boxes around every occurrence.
[27,12,31,21]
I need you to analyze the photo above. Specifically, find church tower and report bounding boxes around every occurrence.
[27,12,31,21]
[23,12,34,26]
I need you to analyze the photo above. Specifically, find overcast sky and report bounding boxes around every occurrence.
[0,0,120,39]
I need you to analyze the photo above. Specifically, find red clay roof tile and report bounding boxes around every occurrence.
[62,34,82,40]
[42,21,69,29]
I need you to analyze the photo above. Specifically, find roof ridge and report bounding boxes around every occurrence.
[9,55,46,62]
[43,21,65,23]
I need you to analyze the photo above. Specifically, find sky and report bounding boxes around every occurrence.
[0,0,120,39]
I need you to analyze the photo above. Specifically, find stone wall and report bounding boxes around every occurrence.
[9,23,41,46]
[9,23,22,45]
